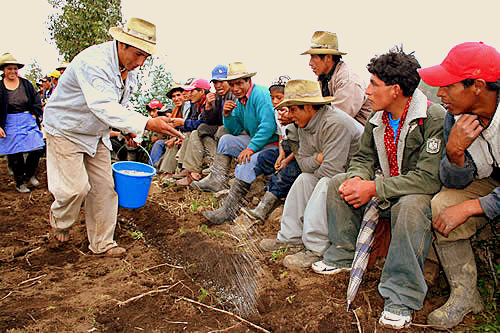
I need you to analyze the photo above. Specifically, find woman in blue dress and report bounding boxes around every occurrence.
[0,53,45,193]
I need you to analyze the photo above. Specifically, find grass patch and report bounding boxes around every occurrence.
[270,248,288,262]
[198,224,224,238]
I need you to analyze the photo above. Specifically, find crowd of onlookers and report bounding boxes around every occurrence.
[1,18,498,331]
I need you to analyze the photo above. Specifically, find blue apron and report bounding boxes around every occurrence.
[0,112,45,155]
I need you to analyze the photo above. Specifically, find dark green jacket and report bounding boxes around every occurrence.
[346,89,445,209]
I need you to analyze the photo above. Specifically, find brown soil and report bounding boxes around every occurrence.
[0,157,494,332]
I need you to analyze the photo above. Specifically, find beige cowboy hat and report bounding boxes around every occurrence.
[166,83,186,99]
[275,79,334,109]
[301,31,347,56]
[0,53,24,70]
[225,62,257,81]
[56,61,70,71]
[109,17,157,55]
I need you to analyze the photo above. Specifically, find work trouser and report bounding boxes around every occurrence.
[277,173,330,254]
[322,173,433,316]
[182,125,226,173]
[46,133,118,254]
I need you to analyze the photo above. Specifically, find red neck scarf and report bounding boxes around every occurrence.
[382,97,412,177]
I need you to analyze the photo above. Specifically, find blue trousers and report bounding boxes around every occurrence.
[149,140,165,167]
[254,149,301,199]
[217,134,276,184]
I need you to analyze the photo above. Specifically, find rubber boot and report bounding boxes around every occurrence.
[191,154,231,192]
[203,179,250,225]
[242,191,280,222]
[427,239,484,330]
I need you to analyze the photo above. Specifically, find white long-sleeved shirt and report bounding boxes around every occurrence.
[43,41,148,156]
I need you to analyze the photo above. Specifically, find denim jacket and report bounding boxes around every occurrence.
[43,41,148,156]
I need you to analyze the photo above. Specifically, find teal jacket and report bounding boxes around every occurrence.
[223,84,278,152]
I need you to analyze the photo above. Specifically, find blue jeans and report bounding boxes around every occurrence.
[149,140,165,167]
[217,134,277,184]
[254,149,302,199]
[322,173,433,316]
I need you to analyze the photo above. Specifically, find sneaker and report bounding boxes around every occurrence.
[28,176,40,187]
[283,249,321,269]
[16,184,30,193]
[311,260,351,275]
[379,311,412,329]
[259,238,303,252]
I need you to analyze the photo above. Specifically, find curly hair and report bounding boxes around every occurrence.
[367,46,421,97]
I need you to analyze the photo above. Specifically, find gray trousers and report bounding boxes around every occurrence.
[182,125,227,172]
[322,173,433,316]
[158,144,180,174]
[277,173,330,254]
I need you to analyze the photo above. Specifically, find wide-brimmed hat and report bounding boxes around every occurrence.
[0,53,24,70]
[225,62,256,81]
[301,31,347,56]
[166,83,186,99]
[275,79,334,109]
[418,41,500,87]
[109,17,157,55]
[56,61,70,71]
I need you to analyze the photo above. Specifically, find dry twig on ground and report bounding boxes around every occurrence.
[116,281,181,307]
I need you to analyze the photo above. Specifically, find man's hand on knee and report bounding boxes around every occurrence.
[433,199,483,236]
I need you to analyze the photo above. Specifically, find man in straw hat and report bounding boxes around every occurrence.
[56,61,70,75]
[418,42,500,330]
[192,62,278,225]
[259,79,363,269]
[43,17,182,257]
[302,31,371,125]
[311,47,446,329]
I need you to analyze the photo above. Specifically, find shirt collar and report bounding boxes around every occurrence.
[239,83,254,106]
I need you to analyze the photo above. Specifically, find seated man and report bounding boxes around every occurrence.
[181,65,235,181]
[312,47,445,330]
[259,79,363,269]
[192,62,278,225]
[158,83,186,175]
[173,78,210,185]
[418,42,500,330]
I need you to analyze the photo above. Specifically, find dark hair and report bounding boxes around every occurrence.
[296,104,324,111]
[194,88,209,94]
[318,54,342,63]
[367,46,421,97]
[462,78,500,91]
[269,86,285,93]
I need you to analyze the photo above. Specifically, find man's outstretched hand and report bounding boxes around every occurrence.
[146,116,184,139]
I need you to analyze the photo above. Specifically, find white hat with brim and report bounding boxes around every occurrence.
[166,84,186,99]
[56,61,70,70]
[225,62,257,81]
[275,79,334,109]
[0,53,24,70]
[109,17,157,55]
[301,31,347,56]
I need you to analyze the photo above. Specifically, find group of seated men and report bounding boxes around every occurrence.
[138,31,498,331]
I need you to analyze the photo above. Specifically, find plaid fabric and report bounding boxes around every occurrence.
[346,197,380,311]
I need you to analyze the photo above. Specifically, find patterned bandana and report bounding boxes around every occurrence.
[382,96,412,177]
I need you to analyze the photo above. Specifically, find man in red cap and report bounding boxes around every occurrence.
[171,78,211,185]
[418,42,500,330]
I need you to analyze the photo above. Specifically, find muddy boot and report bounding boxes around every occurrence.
[242,191,280,222]
[191,154,231,192]
[203,179,250,225]
[427,239,484,330]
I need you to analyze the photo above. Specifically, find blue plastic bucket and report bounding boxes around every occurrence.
[112,161,156,209]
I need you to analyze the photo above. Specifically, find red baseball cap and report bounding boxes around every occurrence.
[418,42,500,87]
[146,99,163,110]
[183,78,211,91]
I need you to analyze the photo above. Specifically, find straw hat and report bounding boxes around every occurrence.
[109,17,157,55]
[301,31,347,55]
[166,83,186,99]
[56,61,70,71]
[225,62,256,81]
[275,80,334,109]
[0,53,24,70]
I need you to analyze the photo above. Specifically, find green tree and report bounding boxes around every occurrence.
[23,59,43,90]
[47,0,122,61]
[130,57,175,116]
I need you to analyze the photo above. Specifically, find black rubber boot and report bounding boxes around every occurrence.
[191,154,231,193]
[203,179,250,225]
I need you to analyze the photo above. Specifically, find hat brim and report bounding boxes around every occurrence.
[166,86,185,99]
[276,96,334,109]
[301,48,347,56]
[109,27,157,55]
[225,72,257,81]
[417,65,464,87]
[210,77,226,82]
[0,62,24,70]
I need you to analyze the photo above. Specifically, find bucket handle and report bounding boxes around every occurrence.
[116,143,155,167]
